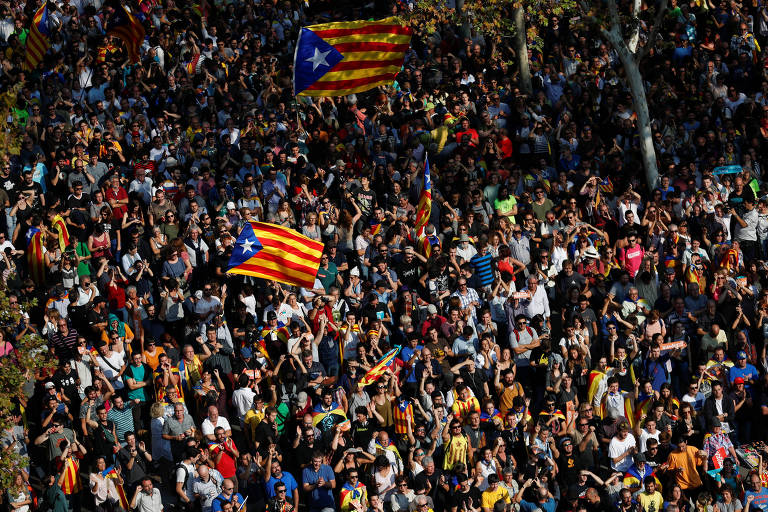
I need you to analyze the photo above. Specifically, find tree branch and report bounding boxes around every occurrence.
[637,0,670,61]
[628,0,642,52]
[606,0,621,32]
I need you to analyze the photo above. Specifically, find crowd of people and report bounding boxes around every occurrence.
[5,0,768,512]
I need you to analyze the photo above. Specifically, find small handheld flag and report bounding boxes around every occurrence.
[359,346,401,387]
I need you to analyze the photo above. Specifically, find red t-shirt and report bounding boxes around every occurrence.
[211,439,237,478]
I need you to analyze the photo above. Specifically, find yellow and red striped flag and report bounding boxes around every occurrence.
[414,155,431,238]
[359,346,400,387]
[226,221,324,289]
[293,17,412,97]
[60,455,82,495]
[106,2,145,63]
[24,2,52,70]
[52,214,69,251]
[26,226,45,285]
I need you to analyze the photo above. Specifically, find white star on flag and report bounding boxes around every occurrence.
[306,47,331,71]
[240,238,255,254]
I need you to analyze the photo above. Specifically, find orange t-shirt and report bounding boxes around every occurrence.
[666,445,703,489]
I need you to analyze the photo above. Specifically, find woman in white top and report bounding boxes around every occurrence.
[474,446,499,491]
[7,473,32,512]
[89,456,124,511]
[372,455,397,502]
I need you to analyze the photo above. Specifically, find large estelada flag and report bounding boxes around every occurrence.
[105,1,145,63]
[24,2,52,70]
[227,221,323,288]
[293,17,412,96]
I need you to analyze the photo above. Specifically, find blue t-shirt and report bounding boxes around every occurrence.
[744,488,768,512]
[400,345,418,383]
[266,471,299,499]
[729,364,758,386]
[211,492,244,512]
[302,464,335,510]
[520,498,557,512]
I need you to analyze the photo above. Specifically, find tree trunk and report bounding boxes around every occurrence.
[623,55,659,190]
[514,7,532,95]
[456,0,471,39]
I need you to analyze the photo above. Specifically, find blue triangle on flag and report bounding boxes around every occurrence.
[294,27,344,95]
[228,223,263,269]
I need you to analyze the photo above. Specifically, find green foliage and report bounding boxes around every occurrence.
[0,280,56,488]
[404,0,576,52]
[0,83,24,158]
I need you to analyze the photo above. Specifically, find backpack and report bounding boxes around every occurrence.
[171,463,190,494]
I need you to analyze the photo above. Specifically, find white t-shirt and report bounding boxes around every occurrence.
[201,416,231,438]
[639,429,660,452]
[97,351,125,390]
[608,433,637,472]
[176,461,196,501]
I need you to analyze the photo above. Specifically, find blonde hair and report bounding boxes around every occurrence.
[150,402,165,419]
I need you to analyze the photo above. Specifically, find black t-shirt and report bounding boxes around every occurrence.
[450,486,482,511]
[355,188,376,217]
[557,451,582,486]
[396,259,422,288]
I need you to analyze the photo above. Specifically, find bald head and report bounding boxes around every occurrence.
[197,465,210,480]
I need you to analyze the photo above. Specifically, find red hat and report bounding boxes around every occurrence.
[734,377,745,384]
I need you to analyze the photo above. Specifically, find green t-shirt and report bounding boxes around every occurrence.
[125,364,147,402]
[316,262,338,292]
[494,196,517,224]
[74,242,91,276]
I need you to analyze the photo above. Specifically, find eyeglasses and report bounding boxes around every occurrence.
[276,489,286,493]
[223,487,234,491]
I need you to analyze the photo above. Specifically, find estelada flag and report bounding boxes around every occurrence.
[26,226,45,285]
[227,222,323,289]
[24,2,52,71]
[293,17,412,96]
[52,214,69,251]
[105,1,145,63]
[359,346,400,387]
[414,155,431,238]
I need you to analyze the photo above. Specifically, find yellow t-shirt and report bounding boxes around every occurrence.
[638,491,663,512]
[482,486,511,510]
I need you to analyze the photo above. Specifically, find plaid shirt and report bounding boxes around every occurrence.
[702,432,733,461]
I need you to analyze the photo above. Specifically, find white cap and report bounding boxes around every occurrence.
[226,201,236,210]
[350,267,360,277]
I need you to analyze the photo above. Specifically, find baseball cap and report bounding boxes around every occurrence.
[45,381,55,389]
[267,311,277,320]
[226,201,236,210]
[427,304,438,314]
[240,347,252,358]
[734,377,745,384]
[737,351,747,360]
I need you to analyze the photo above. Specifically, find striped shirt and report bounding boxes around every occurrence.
[50,328,79,361]
[107,403,135,445]
[470,252,494,287]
